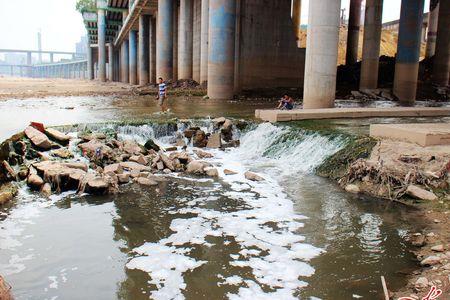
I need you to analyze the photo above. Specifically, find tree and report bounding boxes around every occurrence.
[75,0,96,13]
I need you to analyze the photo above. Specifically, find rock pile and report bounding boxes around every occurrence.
[0,118,257,200]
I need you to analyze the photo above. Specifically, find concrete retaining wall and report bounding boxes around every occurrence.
[239,0,305,89]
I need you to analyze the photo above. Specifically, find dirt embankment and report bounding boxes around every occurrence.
[318,138,450,299]
[0,77,133,100]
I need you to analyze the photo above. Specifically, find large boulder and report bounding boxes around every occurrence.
[244,171,265,182]
[52,148,73,159]
[45,128,70,145]
[193,130,207,148]
[84,177,109,195]
[158,151,175,171]
[406,185,438,201]
[221,119,233,142]
[206,133,221,149]
[129,154,149,166]
[78,140,113,158]
[135,177,158,186]
[186,161,212,175]
[119,161,151,172]
[24,126,52,150]
[27,174,44,190]
[194,149,213,159]
[144,139,161,152]
[0,183,18,205]
[104,163,123,175]
[78,132,106,142]
[123,140,144,155]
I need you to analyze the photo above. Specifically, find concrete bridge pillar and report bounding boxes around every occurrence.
[433,0,449,86]
[157,0,174,80]
[193,0,201,82]
[121,39,130,83]
[200,0,209,85]
[303,0,341,109]
[26,51,32,77]
[139,14,150,85]
[292,0,302,47]
[150,16,157,83]
[207,0,236,100]
[426,1,439,58]
[393,0,425,105]
[98,8,107,82]
[50,53,54,63]
[360,0,383,90]
[179,0,194,79]
[346,0,362,65]
[129,30,138,85]
[173,4,179,80]
[87,45,94,80]
[108,43,114,81]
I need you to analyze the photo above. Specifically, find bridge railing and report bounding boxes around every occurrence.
[0,60,88,79]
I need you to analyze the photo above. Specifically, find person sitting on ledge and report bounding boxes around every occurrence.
[277,95,294,110]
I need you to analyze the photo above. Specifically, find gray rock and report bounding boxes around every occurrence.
[41,183,52,197]
[135,177,158,186]
[117,173,130,184]
[205,168,219,177]
[414,277,428,290]
[27,174,44,190]
[431,245,445,252]
[406,185,437,201]
[224,169,238,175]
[186,161,212,175]
[420,255,442,266]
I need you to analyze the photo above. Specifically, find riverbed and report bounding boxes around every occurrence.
[0,114,428,300]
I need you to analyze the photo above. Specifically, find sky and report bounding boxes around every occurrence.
[0,0,431,55]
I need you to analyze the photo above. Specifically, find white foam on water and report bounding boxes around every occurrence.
[126,122,345,299]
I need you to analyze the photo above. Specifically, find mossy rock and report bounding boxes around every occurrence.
[316,136,377,180]
[0,183,18,205]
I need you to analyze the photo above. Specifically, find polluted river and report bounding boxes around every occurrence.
[0,112,426,300]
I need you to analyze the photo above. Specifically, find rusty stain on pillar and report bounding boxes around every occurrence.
[179,0,194,79]
[208,0,236,100]
[292,0,302,48]
[393,0,425,105]
[303,0,341,109]
[360,0,383,90]
[157,0,174,80]
[139,14,150,85]
[426,1,439,58]
[200,0,209,85]
[193,0,202,82]
[150,16,157,83]
[121,39,129,83]
[346,0,362,65]
[98,9,107,82]
[173,5,179,80]
[433,0,449,86]
[129,30,138,85]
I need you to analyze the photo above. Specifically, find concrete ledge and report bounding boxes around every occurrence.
[370,123,450,147]
[256,107,450,123]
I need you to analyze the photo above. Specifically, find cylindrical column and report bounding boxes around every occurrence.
[179,0,194,79]
[157,0,174,80]
[87,45,94,80]
[393,0,425,105]
[98,9,107,82]
[129,30,138,84]
[200,0,209,85]
[360,0,383,90]
[292,0,302,47]
[27,52,32,77]
[425,1,439,58]
[50,53,54,63]
[207,0,236,99]
[173,4,179,80]
[346,0,362,65]
[108,43,114,81]
[139,15,150,85]
[150,16,157,83]
[303,0,341,109]
[121,39,129,83]
[234,0,242,93]
[433,0,449,86]
[192,0,201,82]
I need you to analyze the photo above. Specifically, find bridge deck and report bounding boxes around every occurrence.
[255,107,450,122]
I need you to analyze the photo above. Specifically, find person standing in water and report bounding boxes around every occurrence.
[157,77,168,112]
